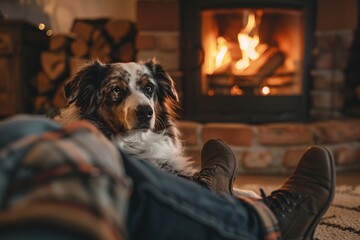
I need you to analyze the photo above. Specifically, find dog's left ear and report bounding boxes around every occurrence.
[64,60,108,114]
[145,59,179,102]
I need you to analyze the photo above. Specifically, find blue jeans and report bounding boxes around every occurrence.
[0,115,265,240]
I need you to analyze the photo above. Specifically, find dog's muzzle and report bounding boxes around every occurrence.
[135,105,153,128]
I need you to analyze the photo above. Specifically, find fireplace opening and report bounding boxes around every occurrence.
[180,0,315,123]
[202,8,304,97]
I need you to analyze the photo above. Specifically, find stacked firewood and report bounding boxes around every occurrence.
[310,29,354,119]
[32,18,136,114]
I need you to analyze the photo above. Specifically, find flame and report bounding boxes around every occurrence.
[235,12,261,71]
[215,37,229,69]
[209,12,263,74]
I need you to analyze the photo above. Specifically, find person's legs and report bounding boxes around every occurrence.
[123,144,335,240]
[0,115,271,240]
[0,115,335,240]
[123,153,267,240]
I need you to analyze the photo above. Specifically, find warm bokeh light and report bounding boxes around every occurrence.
[46,30,53,36]
[230,85,243,96]
[38,23,45,30]
[260,86,270,95]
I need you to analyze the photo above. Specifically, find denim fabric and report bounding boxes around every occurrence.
[0,115,266,240]
[123,153,264,240]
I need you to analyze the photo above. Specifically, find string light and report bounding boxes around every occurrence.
[38,23,45,30]
[46,29,53,36]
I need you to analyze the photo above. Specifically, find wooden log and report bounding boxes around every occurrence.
[41,51,67,81]
[35,71,53,94]
[71,18,110,43]
[49,34,75,51]
[71,38,89,57]
[91,29,111,54]
[34,95,51,113]
[257,51,285,77]
[90,29,112,62]
[232,47,284,77]
[105,19,132,44]
[52,85,68,109]
[71,20,94,42]
[69,57,89,77]
[117,42,135,62]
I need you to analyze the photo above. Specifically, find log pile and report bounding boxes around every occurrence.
[32,18,136,114]
[310,29,354,120]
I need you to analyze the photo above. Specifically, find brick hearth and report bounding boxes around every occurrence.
[179,119,360,173]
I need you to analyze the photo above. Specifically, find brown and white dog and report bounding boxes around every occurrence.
[55,59,194,176]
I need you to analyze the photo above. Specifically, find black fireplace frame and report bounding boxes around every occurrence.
[180,0,316,123]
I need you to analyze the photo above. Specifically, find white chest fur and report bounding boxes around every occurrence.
[113,130,193,175]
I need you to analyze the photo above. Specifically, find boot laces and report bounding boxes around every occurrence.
[260,188,304,219]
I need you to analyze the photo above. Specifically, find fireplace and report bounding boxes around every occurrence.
[180,0,316,123]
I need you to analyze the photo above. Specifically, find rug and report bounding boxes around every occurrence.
[238,184,360,240]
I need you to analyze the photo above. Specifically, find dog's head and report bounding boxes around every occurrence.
[64,59,180,137]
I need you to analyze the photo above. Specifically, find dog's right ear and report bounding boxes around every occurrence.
[64,60,107,114]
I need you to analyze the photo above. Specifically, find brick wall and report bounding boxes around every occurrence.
[136,0,183,100]
[179,119,360,173]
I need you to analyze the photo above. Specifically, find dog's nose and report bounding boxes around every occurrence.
[136,105,153,122]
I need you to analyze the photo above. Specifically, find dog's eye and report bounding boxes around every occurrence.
[112,86,121,94]
[144,84,154,94]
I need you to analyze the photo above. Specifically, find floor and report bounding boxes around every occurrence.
[234,169,360,188]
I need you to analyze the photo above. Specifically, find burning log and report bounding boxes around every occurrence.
[233,47,285,77]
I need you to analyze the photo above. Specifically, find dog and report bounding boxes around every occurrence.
[55,59,194,177]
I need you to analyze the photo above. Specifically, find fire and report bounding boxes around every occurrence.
[211,11,265,74]
[235,12,261,72]
[215,37,229,69]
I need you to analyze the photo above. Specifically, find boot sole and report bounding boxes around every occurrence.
[303,145,336,240]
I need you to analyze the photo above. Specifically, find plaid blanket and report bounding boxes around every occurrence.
[0,121,131,240]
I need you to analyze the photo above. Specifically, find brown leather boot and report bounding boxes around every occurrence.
[261,145,336,240]
[194,139,238,195]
